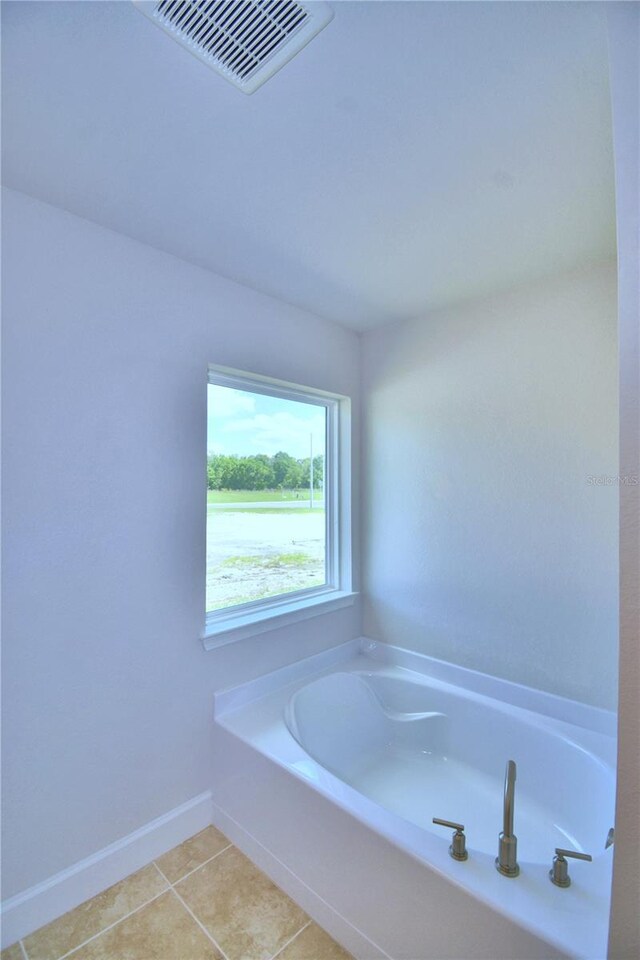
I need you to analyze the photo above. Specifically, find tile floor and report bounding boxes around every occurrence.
[2,827,353,960]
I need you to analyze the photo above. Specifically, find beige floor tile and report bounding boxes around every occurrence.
[23,864,167,960]
[277,923,353,960]
[69,890,221,960]
[1,944,24,960]
[176,846,309,960]
[155,826,230,883]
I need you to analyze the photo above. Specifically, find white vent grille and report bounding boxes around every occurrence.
[133,1,333,93]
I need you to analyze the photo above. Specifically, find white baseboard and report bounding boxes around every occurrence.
[210,800,390,960]
[0,791,213,949]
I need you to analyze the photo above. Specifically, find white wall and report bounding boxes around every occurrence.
[362,263,619,709]
[0,187,360,900]
[607,3,640,956]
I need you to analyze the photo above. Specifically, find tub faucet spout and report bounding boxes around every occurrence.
[496,760,520,877]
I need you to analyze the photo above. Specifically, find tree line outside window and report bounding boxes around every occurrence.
[207,451,324,491]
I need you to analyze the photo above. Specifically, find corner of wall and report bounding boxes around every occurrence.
[606,4,640,958]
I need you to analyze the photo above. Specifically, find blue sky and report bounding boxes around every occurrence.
[207,385,326,459]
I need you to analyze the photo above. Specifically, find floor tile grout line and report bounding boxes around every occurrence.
[20,842,233,960]
[269,919,312,960]
[161,847,319,960]
[156,846,318,960]
[153,861,232,960]
[54,888,170,960]
[167,886,232,960]
[154,842,233,885]
[17,834,322,960]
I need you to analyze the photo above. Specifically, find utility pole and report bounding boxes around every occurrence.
[309,433,314,509]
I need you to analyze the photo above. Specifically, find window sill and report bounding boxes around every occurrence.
[201,590,358,651]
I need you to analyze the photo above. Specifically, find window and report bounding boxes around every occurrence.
[203,366,354,648]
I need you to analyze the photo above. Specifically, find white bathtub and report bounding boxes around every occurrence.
[286,671,612,865]
[212,639,616,960]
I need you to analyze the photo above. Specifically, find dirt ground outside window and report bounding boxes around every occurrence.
[206,506,326,610]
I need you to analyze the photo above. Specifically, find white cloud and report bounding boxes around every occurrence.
[222,411,325,458]
[207,385,325,458]
[208,387,255,418]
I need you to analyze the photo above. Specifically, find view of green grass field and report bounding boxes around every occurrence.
[207,488,323,504]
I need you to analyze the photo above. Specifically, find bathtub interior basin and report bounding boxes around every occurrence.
[285,671,614,866]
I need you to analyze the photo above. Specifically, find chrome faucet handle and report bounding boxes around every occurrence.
[549,848,593,888]
[433,818,468,861]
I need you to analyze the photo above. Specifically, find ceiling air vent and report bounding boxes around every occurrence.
[133,0,333,93]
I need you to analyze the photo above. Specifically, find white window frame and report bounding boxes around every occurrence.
[202,365,355,650]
